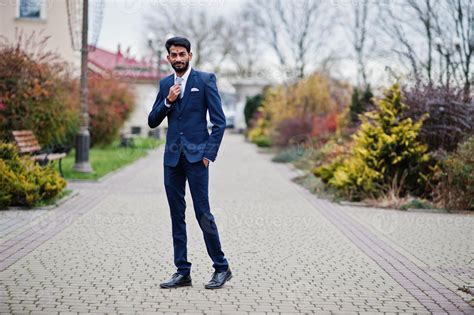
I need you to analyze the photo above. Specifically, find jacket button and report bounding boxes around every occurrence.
[180,132,183,135]
[179,116,182,120]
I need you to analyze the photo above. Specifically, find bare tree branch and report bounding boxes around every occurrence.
[243,0,332,79]
[143,4,228,71]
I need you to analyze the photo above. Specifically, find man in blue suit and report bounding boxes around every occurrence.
[148,36,232,289]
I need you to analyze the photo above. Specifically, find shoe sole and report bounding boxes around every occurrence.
[205,274,232,289]
[160,282,192,289]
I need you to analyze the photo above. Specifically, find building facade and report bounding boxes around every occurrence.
[88,45,168,138]
[0,0,78,67]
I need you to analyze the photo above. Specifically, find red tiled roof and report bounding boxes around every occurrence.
[87,45,169,82]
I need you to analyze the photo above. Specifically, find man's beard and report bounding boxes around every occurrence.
[171,60,189,73]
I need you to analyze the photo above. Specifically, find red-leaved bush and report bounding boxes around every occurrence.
[0,36,135,149]
[311,111,339,143]
[0,39,79,148]
[273,116,312,147]
[69,73,135,146]
[87,74,135,146]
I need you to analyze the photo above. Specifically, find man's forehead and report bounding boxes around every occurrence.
[169,46,189,53]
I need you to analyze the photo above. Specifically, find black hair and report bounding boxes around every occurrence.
[165,36,191,53]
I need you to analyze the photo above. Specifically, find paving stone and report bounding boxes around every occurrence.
[0,134,472,314]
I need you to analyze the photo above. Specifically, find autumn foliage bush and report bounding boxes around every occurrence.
[0,41,79,148]
[273,116,313,147]
[0,37,135,149]
[311,111,339,143]
[70,74,135,146]
[249,73,351,147]
[247,108,272,147]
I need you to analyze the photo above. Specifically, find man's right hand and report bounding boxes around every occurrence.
[167,84,181,103]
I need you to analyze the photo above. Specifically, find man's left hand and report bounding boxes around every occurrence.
[202,158,209,168]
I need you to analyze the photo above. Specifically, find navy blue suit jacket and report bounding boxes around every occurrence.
[148,68,226,167]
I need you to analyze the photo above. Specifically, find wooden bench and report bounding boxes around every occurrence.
[119,132,136,148]
[12,130,67,176]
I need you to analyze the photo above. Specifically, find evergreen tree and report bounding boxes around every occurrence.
[349,85,374,125]
[244,94,264,128]
[316,84,431,200]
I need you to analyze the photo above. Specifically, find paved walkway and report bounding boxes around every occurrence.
[0,133,472,314]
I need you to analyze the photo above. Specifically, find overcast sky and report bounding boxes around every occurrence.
[98,0,243,58]
[97,0,396,86]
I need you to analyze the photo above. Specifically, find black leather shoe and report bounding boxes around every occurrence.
[205,268,232,289]
[160,273,192,289]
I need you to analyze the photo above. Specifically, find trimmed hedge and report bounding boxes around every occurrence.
[0,142,66,208]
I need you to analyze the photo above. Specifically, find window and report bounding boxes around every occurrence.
[19,0,42,19]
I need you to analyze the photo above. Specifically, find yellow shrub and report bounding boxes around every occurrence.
[314,84,431,200]
[0,142,66,208]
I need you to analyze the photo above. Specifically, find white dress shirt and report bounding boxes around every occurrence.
[164,66,192,107]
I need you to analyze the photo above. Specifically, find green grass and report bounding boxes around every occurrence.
[399,198,437,211]
[272,147,301,163]
[252,135,272,147]
[272,146,317,164]
[55,137,164,181]
[292,173,335,200]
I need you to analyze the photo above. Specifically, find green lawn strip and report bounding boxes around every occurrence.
[55,137,164,181]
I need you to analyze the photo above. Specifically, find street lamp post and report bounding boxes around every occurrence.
[73,0,93,173]
[156,48,162,82]
[147,33,171,139]
[147,33,174,84]
[147,33,163,84]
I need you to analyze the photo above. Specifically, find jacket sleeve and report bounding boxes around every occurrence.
[203,73,226,162]
[148,82,172,128]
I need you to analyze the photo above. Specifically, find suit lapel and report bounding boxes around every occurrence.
[161,74,177,110]
[177,68,196,114]
[162,74,174,103]
[165,75,174,94]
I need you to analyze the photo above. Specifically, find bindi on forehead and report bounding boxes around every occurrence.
[169,46,188,54]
